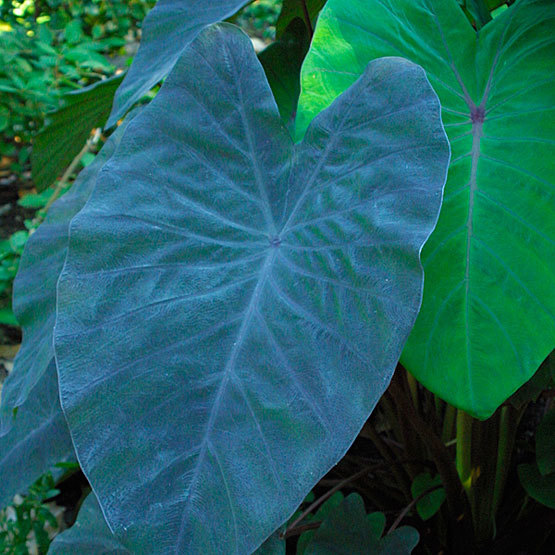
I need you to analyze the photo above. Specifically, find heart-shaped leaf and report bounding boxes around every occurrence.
[0,113,136,435]
[0,361,74,509]
[297,492,345,554]
[107,0,250,126]
[410,472,446,521]
[54,23,448,553]
[297,0,555,418]
[303,494,420,554]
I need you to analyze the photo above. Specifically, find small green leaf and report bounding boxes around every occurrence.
[54,461,81,470]
[37,24,54,45]
[64,20,83,45]
[297,492,345,554]
[9,231,29,252]
[0,307,18,326]
[0,106,9,132]
[411,473,446,521]
[18,190,53,209]
[304,494,419,554]
[80,152,96,168]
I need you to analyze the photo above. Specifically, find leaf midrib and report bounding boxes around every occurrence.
[175,249,277,552]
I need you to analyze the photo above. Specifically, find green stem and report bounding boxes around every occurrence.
[472,412,498,542]
[391,373,474,552]
[435,395,444,420]
[456,410,474,501]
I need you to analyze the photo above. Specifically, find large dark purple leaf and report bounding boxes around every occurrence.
[54,24,448,553]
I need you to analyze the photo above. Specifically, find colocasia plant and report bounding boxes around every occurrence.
[0,0,553,553]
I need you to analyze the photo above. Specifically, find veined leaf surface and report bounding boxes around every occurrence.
[297,0,555,417]
[54,24,448,553]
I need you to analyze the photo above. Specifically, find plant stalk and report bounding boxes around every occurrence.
[391,371,474,552]
[455,410,474,493]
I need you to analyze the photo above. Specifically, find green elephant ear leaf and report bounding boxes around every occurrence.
[54,23,448,553]
[106,0,249,126]
[297,0,555,418]
[304,494,419,554]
